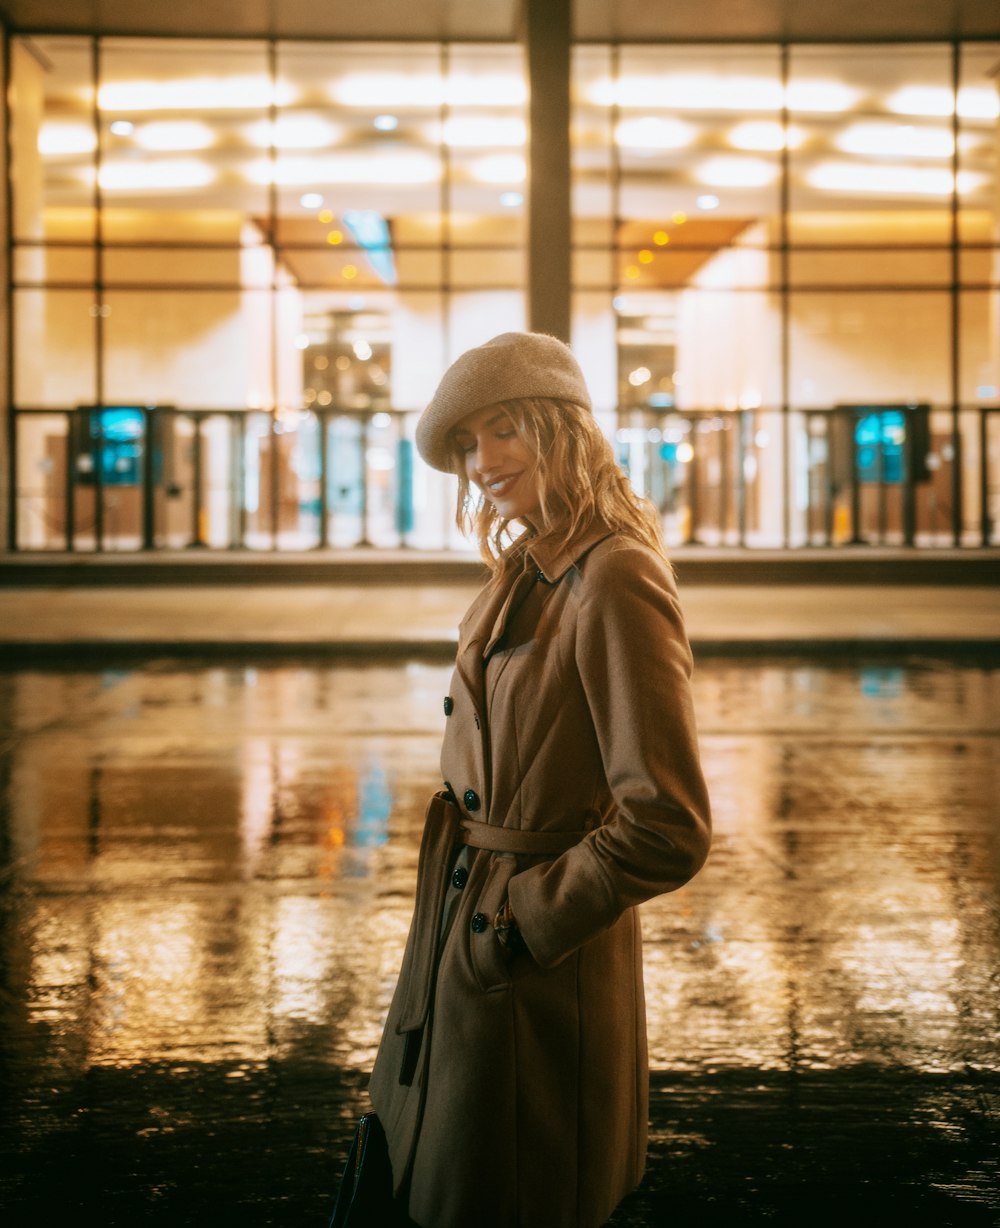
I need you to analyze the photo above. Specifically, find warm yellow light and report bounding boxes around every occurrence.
[835,122,954,159]
[441,116,527,147]
[785,80,859,113]
[806,160,984,196]
[132,120,215,151]
[246,115,339,150]
[342,265,359,280]
[591,74,782,111]
[695,156,778,188]
[318,209,334,223]
[615,116,694,151]
[468,154,526,184]
[331,72,526,108]
[628,366,651,386]
[638,249,654,264]
[38,123,97,156]
[672,212,687,225]
[886,85,1000,121]
[653,230,670,245]
[624,264,641,279]
[96,159,216,190]
[98,76,294,111]
[728,120,805,152]
[677,442,695,463]
[247,152,440,186]
[326,230,343,245]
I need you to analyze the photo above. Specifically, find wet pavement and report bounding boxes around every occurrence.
[0,654,998,1226]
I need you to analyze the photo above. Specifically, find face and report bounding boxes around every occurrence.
[453,404,541,524]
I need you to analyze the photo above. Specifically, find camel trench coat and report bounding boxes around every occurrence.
[369,523,711,1228]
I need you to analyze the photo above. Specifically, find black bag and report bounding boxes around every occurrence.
[328,1111,397,1228]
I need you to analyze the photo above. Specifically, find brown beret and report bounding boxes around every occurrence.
[415,331,592,472]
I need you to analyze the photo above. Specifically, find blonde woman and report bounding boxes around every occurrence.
[369,331,711,1228]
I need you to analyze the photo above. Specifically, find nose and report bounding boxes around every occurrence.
[471,434,500,475]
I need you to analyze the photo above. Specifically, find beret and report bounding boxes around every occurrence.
[416,331,592,472]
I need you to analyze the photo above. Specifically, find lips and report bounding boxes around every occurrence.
[486,474,521,499]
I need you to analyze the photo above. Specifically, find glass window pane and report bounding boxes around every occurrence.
[14,289,97,406]
[103,246,273,287]
[788,45,954,247]
[98,39,272,243]
[958,43,999,246]
[789,248,951,287]
[14,246,96,285]
[102,289,272,409]
[960,291,1000,407]
[15,412,70,549]
[12,36,96,244]
[788,292,951,407]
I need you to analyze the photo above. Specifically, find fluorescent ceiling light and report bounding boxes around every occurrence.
[785,80,859,113]
[331,73,525,108]
[132,120,215,151]
[441,116,527,147]
[615,116,694,151]
[39,122,97,156]
[245,116,339,150]
[591,74,783,111]
[835,122,954,159]
[886,85,1000,120]
[806,160,984,196]
[247,151,440,186]
[98,76,295,112]
[96,158,216,190]
[468,154,526,184]
[728,120,805,151]
[695,155,778,188]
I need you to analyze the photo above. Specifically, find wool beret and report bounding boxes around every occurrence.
[415,331,592,472]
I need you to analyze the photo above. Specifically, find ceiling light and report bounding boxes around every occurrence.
[96,159,216,191]
[835,122,954,159]
[300,192,324,208]
[806,160,984,196]
[696,156,778,188]
[373,115,398,131]
[109,119,134,136]
[696,194,720,210]
[784,80,858,113]
[615,116,694,151]
[98,76,295,111]
[442,116,527,147]
[728,120,805,152]
[591,74,782,111]
[38,122,97,156]
[499,191,523,207]
[887,85,999,121]
[468,154,526,184]
[246,115,338,150]
[247,151,440,186]
[331,73,525,108]
[133,120,215,151]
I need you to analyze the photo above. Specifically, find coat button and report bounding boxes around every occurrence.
[471,912,488,933]
[463,788,481,812]
[443,696,454,716]
[451,867,468,890]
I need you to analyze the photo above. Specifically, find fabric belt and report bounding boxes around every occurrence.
[459,819,590,856]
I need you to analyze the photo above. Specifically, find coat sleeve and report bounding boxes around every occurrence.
[507,541,711,969]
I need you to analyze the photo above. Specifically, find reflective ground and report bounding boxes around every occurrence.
[1,656,998,1226]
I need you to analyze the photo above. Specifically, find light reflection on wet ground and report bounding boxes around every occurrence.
[1,656,998,1225]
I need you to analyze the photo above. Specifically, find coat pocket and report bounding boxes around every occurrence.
[469,855,518,993]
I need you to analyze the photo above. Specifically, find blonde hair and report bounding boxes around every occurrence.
[448,397,669,574]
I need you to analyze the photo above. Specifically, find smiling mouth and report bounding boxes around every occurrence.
[486,474,521,498]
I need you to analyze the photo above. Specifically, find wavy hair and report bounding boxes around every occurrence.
[448,397,669,575]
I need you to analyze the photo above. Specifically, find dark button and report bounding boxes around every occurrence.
[443,696,454,716]
[451,867,468,890]
[463,788,481,812]
[471,912,488,933]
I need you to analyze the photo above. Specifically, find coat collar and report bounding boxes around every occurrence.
[526,520,615,584]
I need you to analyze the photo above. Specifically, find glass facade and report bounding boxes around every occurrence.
[7,35,1000,551]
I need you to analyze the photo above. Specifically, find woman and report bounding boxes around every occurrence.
[369,331,711,1228]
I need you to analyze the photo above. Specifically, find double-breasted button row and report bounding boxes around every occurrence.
[471,912,489,933]
[451,867,468,890]
[443,696,454,716]
[463,788,481,812]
